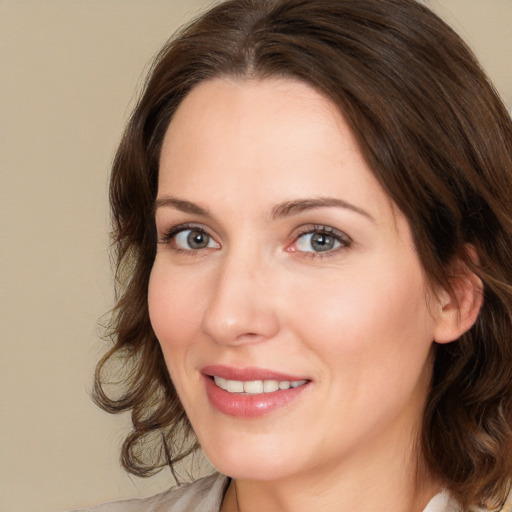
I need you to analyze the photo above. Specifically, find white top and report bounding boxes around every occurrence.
[71,473,477,512]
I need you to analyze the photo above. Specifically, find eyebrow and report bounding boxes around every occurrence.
[154,196,210,216]
[154,195,374,222]
[270,197,375,222]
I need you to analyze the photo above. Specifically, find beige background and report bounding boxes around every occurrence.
[0,1,510,511]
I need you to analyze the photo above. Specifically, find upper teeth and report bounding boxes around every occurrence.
[213,376,307,394]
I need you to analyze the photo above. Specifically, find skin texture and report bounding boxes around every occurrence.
[148,78,478,512]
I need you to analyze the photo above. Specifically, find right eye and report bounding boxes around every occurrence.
[159,225,220,253]
[174,229,218,250]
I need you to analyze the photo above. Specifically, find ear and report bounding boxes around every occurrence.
[433,246,484,344]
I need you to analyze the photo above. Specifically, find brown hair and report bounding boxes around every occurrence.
[93,0,512,508]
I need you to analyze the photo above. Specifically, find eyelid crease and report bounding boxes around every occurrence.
[292,224,352,241]
[157,222,351,261]
[286,224,352,257]
[158,223,213,245]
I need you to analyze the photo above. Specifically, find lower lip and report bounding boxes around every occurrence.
[204,375,310,418]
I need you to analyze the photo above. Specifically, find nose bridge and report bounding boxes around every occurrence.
[201,242,280,346]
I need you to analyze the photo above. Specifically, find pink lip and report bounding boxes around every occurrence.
[201,365,311,418]
[201,365,307,382]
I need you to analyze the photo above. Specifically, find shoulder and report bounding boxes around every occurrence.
[70,473,229,512]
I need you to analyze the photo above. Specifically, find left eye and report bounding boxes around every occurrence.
[174,229,218,250]
[295,231,343,252]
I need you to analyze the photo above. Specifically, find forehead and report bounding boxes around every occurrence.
[158,77,396,225]
[161,77,343,167]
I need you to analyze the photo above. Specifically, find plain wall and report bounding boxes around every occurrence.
[0,1,510,511]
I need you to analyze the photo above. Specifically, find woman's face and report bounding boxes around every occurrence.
[149,77,441,482]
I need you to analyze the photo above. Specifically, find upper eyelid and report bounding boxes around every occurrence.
[288,225,352,254]
[292,224,352,242]
[157,222,351,248]
[158,223,215,244]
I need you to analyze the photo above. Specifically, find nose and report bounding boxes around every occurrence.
[201,251,280,346]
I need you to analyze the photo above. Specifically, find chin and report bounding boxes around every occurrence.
[199,430,302,481]
[211,457,294,482]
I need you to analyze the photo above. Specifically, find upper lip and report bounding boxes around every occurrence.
[201,365,309,382]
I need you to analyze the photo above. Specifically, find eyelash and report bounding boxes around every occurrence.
[158,223,214,255]
[157,223,352,258]
[289,225,352,259]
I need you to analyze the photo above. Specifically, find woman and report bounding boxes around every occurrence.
[84,0,512,510]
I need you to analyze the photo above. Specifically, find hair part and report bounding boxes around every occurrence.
[93,0,512,507]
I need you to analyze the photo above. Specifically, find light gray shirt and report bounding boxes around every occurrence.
[73,474,228,512]
[72,473,491,512]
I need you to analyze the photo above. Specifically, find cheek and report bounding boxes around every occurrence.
[147,263,210,410]
[284,259,435,375]
[148,263,205,356]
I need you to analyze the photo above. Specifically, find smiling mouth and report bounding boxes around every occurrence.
[203,368,311,417]
[213,376,309,394]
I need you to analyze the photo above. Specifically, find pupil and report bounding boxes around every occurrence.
[311,232,334,252]
[187,230,208,249]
